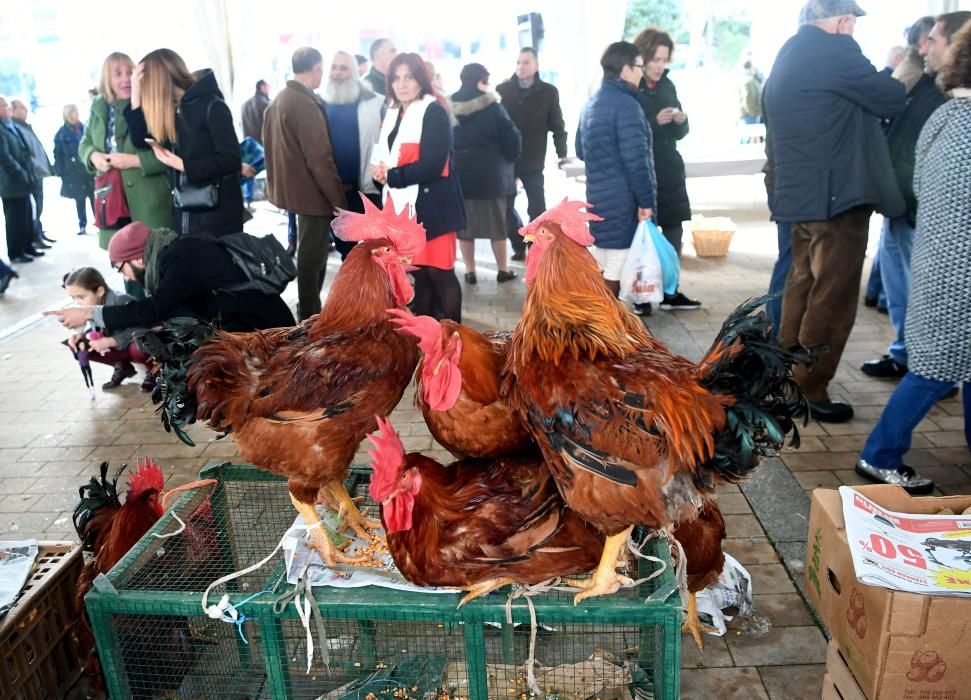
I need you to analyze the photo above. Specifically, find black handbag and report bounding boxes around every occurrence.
[173,171,219,211]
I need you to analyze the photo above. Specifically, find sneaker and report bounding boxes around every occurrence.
[497,270,517,283]
[861,355,907,379]
[633,302,652,316]
[102,361,137,390]
[855,459,934,495]
[464,271,477,285]
[659,292,701,311]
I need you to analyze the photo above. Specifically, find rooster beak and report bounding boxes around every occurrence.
[399,255,413,265]
[522,233,535,244]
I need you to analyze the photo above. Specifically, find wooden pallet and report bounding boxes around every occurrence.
[821,640,868,700]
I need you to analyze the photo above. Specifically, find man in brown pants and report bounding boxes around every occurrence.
[263,47,347,321]
[764,0,906,422]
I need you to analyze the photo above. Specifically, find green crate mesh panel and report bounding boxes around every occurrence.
[89,464,680,700]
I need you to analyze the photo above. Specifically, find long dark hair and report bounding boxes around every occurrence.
[386,52,446,110]
[63,267,108,293]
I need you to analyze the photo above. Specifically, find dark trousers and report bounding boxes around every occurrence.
[2,196,33,259]
[506,194,525,254]
[74,194,94,229]
[31,184,44,239]
[296,213,333,320]
[518,170,546,222]
[411,267,462,323]
[779,206,871,402]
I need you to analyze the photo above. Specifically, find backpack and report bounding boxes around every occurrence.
[216,232,296,295]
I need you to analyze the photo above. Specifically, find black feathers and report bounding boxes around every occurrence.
[134,317,218,447]
[699,295,814,484]
[73,461,126,552]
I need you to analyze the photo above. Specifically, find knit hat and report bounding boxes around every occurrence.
[799,0,866,26]
[108,221,152,264]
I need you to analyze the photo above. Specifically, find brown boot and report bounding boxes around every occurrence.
[102,361,136,390]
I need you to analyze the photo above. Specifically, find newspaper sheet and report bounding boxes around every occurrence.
[0,540,39,620]
[839,486,971,596]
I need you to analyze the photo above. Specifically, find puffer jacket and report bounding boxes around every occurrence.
[575,79,655,249]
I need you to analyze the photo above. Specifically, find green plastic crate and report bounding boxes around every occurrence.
[86,462,682,699]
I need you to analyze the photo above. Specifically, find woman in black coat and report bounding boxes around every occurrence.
[127,48,243,237]
[451,63,522,285]
[53,104,94,235]
[635,28,701,310]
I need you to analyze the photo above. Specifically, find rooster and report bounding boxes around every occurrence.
[73,459,165,686]
[501,200,808,616]
[386,311,533,458]
[366,416,603,604]
[138,198,423,567]
[672,498,726,650]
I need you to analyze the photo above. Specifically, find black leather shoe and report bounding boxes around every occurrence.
[0,269,17,294]
[102,361,137,390]
[497,270,517,283]
[25,248,45,257]
[464,271,477,284]
[33,240,52,249]
[864,295,878,308]
[861,355,907,379]
[855,460,934,495]
[11,255,33,264]
[511,249,526,262]
[809,400,854,423]
[42,234,56,243]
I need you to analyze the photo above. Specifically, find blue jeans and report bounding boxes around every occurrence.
[288,211,297,247]
[861,374,970,468]
[241,178,254,204]
[766,195,792,341]
[878,216,915,366]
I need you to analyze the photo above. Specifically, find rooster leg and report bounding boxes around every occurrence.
[289,492,371,567]
[327,481,382,540]
[682,591,718,651]
[457,577,515,608]
[572,526,636,606]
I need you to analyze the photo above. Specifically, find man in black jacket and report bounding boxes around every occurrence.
[0,95,39,264]
[860,14,964,382]
[363,39,396,97]
[46,222,295,335]
[764,0,905,423]
[496,48,568,258]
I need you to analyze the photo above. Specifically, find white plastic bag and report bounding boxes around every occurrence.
[619,221,664,304]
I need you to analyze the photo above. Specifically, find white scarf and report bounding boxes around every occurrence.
[376,94,436,213]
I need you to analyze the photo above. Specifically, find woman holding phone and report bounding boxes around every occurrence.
[126,48,243,237]
[633,27,702,312]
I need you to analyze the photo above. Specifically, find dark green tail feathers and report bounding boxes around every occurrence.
[73,460,125,551]
[699,295,815,485]
[134,317,218,447]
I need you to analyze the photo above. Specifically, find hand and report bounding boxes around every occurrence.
[637,207,653,221]
[67,333,82,352]
[107,152,140,170]
[557,157,571,168]
[371,163,388,185]
[89,336,117,354]
[131,63,145,108]
[151,144,185,172]
[672,110,687,125]
[44,306,94,329]
[656,108,676,125]
[241,163,257,178]
[89,151,111,173]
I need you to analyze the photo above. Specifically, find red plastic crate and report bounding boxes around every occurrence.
[0,542,84,700]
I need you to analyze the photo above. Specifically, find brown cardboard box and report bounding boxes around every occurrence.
[806,485,971,700]
[824,640,867,700]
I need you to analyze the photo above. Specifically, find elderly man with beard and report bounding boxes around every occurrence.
[45,222,294,334]
[324,51,384,259]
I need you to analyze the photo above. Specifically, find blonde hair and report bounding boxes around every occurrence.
[98,53,135,104]
[140,49,195,144]
[63,104,79,123]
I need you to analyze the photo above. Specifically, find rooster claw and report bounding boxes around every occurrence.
[457,577,514,608]
[572,573,634,606]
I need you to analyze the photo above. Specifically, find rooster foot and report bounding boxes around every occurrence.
[572,571,635,605]
[457,577,515,608]
[328,481,383,541]
[682,591,717,652]
[306,529,374,568]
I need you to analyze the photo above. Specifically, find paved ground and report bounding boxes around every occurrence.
[1,173,967,699]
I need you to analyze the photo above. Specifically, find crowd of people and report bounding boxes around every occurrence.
[2,1,970,491]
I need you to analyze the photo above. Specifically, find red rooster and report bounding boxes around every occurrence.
[366,416,603,604]
[73,459,165,681]
[502,200,807,610]
[672,498,726,650]
[140,198,423,566]
[386,310,533,458]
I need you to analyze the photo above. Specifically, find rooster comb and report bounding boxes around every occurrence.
[367,416,406,478]
[332,194,426,258]
[519,198,602,247]
[128,456,164,497]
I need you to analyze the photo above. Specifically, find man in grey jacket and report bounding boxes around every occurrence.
[324,51,384,260]
[764,0,905,423]
[11,99,53,249]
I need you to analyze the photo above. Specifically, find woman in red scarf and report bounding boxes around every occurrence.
[372,53,467,322]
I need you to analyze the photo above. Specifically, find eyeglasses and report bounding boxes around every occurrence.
[113,261,126,273]
[630,62,645,70]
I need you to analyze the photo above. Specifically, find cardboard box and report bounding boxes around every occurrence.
[824,640,867,700]
[806,485,971,700]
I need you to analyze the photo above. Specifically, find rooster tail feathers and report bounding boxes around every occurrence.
[698,296,814,484]
[134,317,218,447]
[73,460,128,550]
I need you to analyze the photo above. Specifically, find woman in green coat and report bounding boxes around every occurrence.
[79,53,172,254]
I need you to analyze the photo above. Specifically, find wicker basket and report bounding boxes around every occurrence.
[0,542,84,700]
[689,217,737,257]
